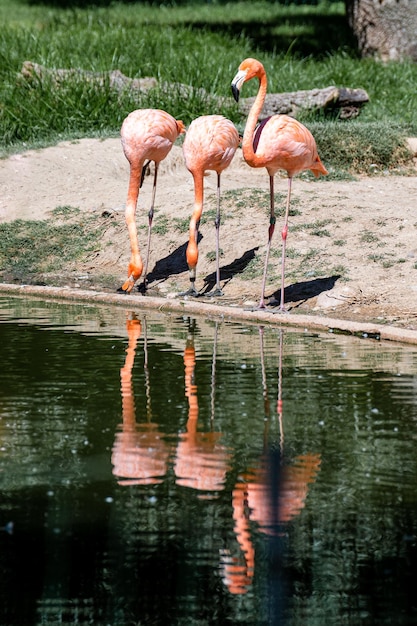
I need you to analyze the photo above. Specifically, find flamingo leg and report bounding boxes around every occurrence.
[258,175,276,309]
[141,162,158,291]
[140,160,151,188]
[180,172,203,297]
[209,172,223,296]
[278,176,293,312]
[120,165,143,293]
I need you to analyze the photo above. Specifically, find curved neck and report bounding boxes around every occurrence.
[242,69,267,167]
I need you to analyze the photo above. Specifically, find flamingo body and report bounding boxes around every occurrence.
[182,115,239,295]
[252,114,326,178]
[231,58,327,310]
[120,108,185,293]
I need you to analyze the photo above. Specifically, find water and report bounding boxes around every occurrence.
[0,296,417,625]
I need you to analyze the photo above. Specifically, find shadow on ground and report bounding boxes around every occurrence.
[146,237,258,295]
[268,275,340,308]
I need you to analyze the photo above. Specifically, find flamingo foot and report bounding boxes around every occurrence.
[243,300,267,312]
[206,287,223,297]
[118,276,137,294]
[179,285,200,297]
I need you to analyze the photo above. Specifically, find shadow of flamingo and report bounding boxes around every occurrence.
[200,247,259,295]
[144,242,259,297]
[142,234,203,290]
[268,274,340,309]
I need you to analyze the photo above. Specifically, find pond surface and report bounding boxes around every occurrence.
[0,296,417,626]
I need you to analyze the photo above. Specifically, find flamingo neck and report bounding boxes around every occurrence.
[242,69,268,167]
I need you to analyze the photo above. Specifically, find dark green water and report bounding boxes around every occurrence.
[1,296,417,625]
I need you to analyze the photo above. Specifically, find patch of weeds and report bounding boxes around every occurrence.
[361,230,379,244]
[153,214,170,235]
[224,188,271,213]
[334,239,346,246]
[286,249,326,283]
[206,249,223,262]
[311,226,331,237]
[238,254,265,280]
[368,252,397,267]
[201,208,217,225]
[51,205,81,218]
[173,217,190,233]
[0,216,103,280]
[286,248,301,259]
[293,219,333,236]
[302,248,320,262]
[222,188,301,221]
[332,264,348,277]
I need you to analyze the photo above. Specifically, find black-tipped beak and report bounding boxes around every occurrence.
[231,69,246,103]
[231,83,240,102]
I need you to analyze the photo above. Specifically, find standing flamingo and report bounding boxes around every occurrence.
[181,115,240,296]
[231,58,328,311]
[119,108,185,293]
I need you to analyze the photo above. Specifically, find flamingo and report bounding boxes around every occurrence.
[231,58,328,311]
[181,115,240,296]
[119,108,185,293]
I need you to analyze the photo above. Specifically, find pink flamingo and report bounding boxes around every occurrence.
[120,109,185,293]
[231,58,328,310]
[182,115,240,296]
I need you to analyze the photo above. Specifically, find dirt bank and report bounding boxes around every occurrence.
[1,137,417,338]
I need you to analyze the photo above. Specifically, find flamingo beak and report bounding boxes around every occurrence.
[231,69,246,102]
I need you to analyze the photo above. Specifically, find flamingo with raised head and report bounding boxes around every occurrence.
[120,108,185,293]
[181,114,240,296]
[231,58,328,310]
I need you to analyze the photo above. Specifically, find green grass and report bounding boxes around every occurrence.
[0,0,416,173]
[0,212,104,280]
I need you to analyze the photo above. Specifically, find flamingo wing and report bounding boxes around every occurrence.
[253,114,324,176]
[183,115,239,174]
[121,108,183,164]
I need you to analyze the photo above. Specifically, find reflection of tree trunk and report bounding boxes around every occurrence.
[345,0,417,61]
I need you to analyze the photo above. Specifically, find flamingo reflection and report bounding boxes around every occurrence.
[112,313,170,485]
[222,328,321,595]
[174,319,231,498]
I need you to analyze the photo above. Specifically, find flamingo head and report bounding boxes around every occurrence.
[231,58,265,102]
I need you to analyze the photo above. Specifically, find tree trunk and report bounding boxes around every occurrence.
[345,0,417,61]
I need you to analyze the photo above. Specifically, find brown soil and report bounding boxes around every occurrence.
[1,137,417,332]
